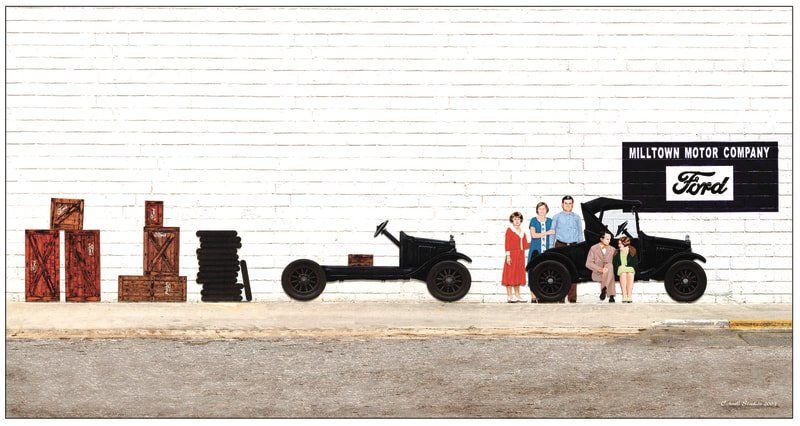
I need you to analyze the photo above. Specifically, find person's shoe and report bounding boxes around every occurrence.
[609,296,615,303]
[507,299,515,303]
[600,287,607,301]
[531,299,538,303]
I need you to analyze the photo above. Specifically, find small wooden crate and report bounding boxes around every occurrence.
[152,275,187,302]
[145,201,164,227]
[143,226,180,276]
[50,198,84,231]
[25,230,60,302]
[65,230,101,302]
[118,275,186,302]
[118,276,152,302]
[348,254,374,267]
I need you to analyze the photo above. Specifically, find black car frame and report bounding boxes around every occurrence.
[281,220,473,302]
[527,197,708,303]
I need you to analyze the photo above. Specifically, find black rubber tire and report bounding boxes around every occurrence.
[281,259,327,301]
[425,261,471,302]
[529,260,572,303]
[196,248,239,255]
[197,260,239,268]
[201,290,243,296]
[202,296,243,302]
[196,278,238,285]
[200,285,244,292]
[664,260,707,303]
[241,260,253,302]
[197,256,239,262]
[197,266,241,273]
[196,272,239,279]
[200,243,242,250]
[196,230,238,238]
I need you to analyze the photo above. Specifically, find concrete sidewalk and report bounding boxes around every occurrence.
[6,301,792,339]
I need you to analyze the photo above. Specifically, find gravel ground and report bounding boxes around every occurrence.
[5,329,791,418]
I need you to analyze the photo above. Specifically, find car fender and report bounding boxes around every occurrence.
[526,252,579,282]
[411,251,472,280]
[652,252,707,279]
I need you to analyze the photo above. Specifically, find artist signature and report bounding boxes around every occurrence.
[720,400,778,408]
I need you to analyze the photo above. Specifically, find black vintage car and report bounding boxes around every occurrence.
[281,220,472,302]
[527,197,707,303]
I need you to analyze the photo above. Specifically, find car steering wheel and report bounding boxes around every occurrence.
[616,221,628,237]
[374,220,389,238]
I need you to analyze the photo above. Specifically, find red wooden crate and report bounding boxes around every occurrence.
[143,227,180,276]
[152,275,187,302]
[145,201,164,227]
[118,275,152,302]
[118,275,186,302]
[50,198,84,231]
[65,230,101,302]
[25,230,60,302]
[348,254,374,267]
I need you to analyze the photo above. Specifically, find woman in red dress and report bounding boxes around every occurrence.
[502,212,530,303]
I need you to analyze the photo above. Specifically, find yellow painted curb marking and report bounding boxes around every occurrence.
[728,320,792,329]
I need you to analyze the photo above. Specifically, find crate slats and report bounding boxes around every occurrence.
[143,227,180,276]
[145,201,164,227]
[118,275,186,302]
[65,230,101,302]
[49,198,84,231]
[25,230,60,302]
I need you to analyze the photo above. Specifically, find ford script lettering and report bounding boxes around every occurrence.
[672,171,729,196]
[665,166,734,202]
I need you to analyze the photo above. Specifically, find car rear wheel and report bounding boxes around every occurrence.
[426,261,471,302]
[281,259,327,301]
[530,260,572,303]
[664,260,707,303]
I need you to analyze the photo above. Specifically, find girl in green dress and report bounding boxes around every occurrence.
[613,236,638,303]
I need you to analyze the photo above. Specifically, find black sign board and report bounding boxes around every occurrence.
[622,142,778,212]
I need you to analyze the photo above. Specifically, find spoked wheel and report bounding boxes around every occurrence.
[529,260,571,303]
[426,261,471,302]
[664,260,707,303]
[281,259,327,301]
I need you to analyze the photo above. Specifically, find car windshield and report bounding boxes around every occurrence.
[600,210,638,239]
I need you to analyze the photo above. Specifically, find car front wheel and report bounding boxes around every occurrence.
[529,260,572,303]
[426,261,471,302]
[664,260,707,303]
[281,259,327,301]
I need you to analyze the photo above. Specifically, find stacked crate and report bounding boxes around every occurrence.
[25,198,101,302]
[118,201,187,302]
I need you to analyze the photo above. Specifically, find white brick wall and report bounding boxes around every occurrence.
[6,6,792,303]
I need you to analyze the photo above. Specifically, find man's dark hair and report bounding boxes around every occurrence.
[562,195,574,203]
[600,231,612,240]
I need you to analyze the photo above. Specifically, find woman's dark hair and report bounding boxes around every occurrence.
[509,211,523,223]
[619,236,637,257]
[535,202,549,214]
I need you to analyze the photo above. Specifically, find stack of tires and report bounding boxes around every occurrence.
[195,230,251,302]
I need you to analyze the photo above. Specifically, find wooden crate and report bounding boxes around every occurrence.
[348,254,374,267]
[145,201,164,227]
[25,230,60,302]
[50,198,84,231]
[143,226,180,276]
[118,275,152,302]
[152,275,187,302]
[65,230,101,302]
[118,275,186,302]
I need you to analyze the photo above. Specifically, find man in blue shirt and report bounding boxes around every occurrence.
[551,195,584,303]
